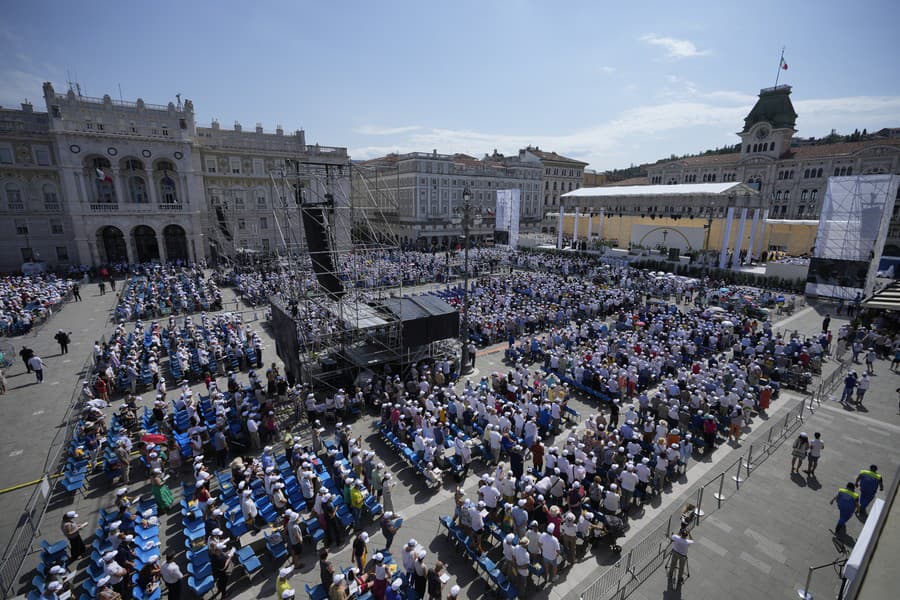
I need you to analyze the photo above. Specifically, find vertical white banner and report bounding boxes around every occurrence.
[509,189,521,248]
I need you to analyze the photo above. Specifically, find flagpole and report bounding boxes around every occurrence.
[774,46,785,87]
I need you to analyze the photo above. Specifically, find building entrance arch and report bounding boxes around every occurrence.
[163,224,189,263]
[98,226,128,263]
[133,225,160,263]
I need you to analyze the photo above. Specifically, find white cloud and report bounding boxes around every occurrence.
[640,34,710,59]
[0,69,48,107]
[598,66,616,74]
[347,91,900,171]
[354,125,422,135]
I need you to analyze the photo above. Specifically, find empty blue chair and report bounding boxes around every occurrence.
[187,574,214,596]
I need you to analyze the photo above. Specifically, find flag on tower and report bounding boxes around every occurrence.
[96,168,112,183]
[780,56,788,70]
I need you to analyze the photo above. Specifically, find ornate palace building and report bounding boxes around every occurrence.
[0,82,348,271]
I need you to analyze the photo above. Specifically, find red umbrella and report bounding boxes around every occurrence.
[141,433,167,444]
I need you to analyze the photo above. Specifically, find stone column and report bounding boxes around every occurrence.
[145,169,159,205]
[111,168,125,205]
[586,213,593,243]
[125,234,136,264]
[573,208,580,243]
[733,207,748,268]
[557,205,564,249]
[718,207,735,269]
[598,209,605,240]
[747,208,761,262]
[157,228,168,265]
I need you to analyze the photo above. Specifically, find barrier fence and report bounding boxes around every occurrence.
[0,352,93,599]
[579,397,811,600]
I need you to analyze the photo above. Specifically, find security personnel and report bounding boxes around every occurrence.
[855,465,885,515]
[829,482,858,533]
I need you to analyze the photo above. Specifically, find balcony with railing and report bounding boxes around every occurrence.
[7,202,24,211]
[158,203,183,211]
[43,202,61,212]
[89,203,119,212]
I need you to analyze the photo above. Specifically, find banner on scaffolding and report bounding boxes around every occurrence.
[495,189,521,248]
[805,175,899,299]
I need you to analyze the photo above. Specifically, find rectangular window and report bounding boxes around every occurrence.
[237,218,246,230]
[261,238,270,251]
[233,193,244,207]
[50,218,64,235]
[205,159,217,173]
[15,220,29,235]
[0,145,12,164]
[34,147,51,166]
[259,217,268,230]
[253,159,265,175]
[257,195,266,208]
[56,246,69,261]
[230,157,242,174]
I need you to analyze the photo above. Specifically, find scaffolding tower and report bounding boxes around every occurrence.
[266,160,415,393]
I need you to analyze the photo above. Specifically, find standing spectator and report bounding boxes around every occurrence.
[72,283,81,301]
[28,354,45,383]
[855,465,885,516]
[114,440,131,484]
[99,280,106,296]
[865,347,876,374]
[210,542,232,599]
[790,432,809,474]
[856,373,870,407]
[806,433,824,477]
[839,371,858,406]
[380,511,399,552]
[539,523,561,582]
[61,511,88,560]
[160,553,183,600]
[54,330,71,354]
[821,314,830,333]
[20,346,34,373]
[426,561,445,600]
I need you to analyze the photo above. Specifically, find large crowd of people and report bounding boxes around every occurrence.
[21,248,900,600]
[115,267,222,322]
[0,275,75,337]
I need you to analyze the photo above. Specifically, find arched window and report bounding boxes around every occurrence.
[90,157,115,203]
[157,160,175,172]
[811,190,818,201]
[129,176,148,203]
[784,190,790,201]
[160,175,178,204]
[775,191,782,201]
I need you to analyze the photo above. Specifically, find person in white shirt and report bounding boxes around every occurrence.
[161,553,184,600]
[806,432,825,476]
[512,538,532,594]
[668,531,693,583]
[539,523,561,582]
[560,513,578,564]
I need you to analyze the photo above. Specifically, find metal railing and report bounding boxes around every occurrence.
[0,352,93,598]
[580,398,810,600]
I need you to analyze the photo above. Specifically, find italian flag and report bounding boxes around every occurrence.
[96,168,112,183]
[780,57,788,70]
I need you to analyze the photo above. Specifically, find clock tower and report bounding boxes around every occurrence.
[739,85,797,161]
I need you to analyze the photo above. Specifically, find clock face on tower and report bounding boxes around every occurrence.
[756,126,770,140]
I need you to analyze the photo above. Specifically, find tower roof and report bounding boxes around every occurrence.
[742,85,797,133]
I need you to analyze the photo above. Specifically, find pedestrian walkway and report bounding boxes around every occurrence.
[624,357,899,600]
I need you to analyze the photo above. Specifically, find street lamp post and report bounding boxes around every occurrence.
[452,187,480,375]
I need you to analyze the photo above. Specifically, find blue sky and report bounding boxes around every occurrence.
[2,0,899,170]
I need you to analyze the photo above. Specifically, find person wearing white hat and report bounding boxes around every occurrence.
[276,565,294,600]
[329,573,347,600]
[352,532,369,571]
[103,550,127,596]
[61,511,88,560]
[539,523,561,582]
[413,550,428,598]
